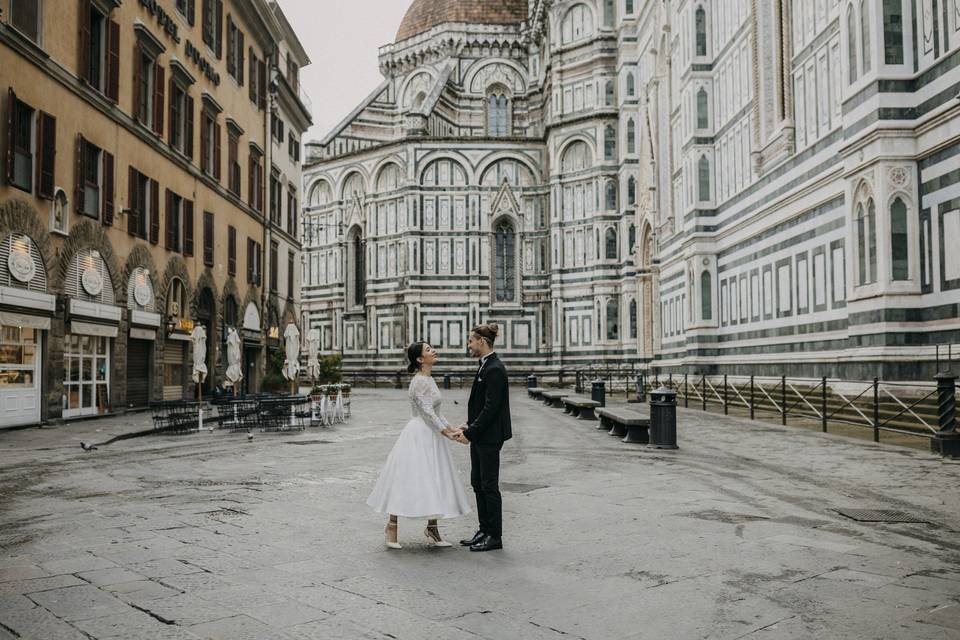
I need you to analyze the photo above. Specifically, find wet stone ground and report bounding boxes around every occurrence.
[1,387,960,639]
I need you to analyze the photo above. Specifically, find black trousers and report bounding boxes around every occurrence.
[470,442,504,538]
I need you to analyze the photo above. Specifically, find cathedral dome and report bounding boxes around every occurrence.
[396,0,528,42]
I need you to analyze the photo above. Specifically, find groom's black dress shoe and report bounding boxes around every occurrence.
[469,535,503,552]
[460,531,484,546]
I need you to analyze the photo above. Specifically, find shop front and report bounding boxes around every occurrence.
[126,267,160,409]
[62,249,121,419]
[0,233,54,428]
[163,278,191,401]
[241,301,262,395]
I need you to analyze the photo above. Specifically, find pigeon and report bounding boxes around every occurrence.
[80,442,98,451]
[246,431,254,442]
[453,400,459,405]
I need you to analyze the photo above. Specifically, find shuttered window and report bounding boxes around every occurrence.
[74,136,112,224]
[203,211,214,267]
[227,225,237,276]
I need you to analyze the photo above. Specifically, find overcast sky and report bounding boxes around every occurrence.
[275,0,413,144]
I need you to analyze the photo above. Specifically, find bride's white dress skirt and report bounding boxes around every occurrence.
[366,376,471,519]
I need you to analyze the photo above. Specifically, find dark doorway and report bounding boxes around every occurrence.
[243,345,259,395]
[126,338,152,408]
[196,288,216,395]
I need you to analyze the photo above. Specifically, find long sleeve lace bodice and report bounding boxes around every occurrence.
[409,375,450,433]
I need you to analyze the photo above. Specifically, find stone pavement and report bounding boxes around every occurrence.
[2,387,960,639]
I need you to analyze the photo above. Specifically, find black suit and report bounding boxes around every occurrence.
[464,353,511,538]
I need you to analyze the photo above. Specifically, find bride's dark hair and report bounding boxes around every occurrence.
[406,341,426,374]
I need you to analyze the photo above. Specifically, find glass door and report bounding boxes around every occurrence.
[0,325,41,427]
[63,334,110,418]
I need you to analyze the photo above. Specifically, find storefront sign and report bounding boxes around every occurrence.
[70,320,119,338]
[176,318,195,332]
[130,327,157,341]
[185,40,221,86]
[138,0,180,42]
[0,311,50,330]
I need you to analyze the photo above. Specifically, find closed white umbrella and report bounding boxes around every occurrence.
[190,325,208,384]
[282,323,301,382]
[306,328,321,381]
[190,324,207,431]
[225,328,243,388]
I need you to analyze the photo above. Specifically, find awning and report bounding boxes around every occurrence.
[70,320,119,338]
[0,311,51,330]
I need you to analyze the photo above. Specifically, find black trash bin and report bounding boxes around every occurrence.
[527,374,538,389]
[591,379,606,407]
[649,386,678,449]
[443,373,451,390]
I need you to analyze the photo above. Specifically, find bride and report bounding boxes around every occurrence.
[366,342,471,549]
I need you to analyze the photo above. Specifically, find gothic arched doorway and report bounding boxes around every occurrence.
[196,287,216,395]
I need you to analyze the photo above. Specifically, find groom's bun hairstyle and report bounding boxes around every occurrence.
[471,322,499,346]
[406,341,426,374]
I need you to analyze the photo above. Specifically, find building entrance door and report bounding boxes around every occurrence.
[126,338,151,409]
[0,325,41,427]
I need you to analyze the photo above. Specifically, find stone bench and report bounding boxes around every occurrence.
[561,395,601,420]
[541,390,571,408]
[528,387,546,400]
[597,407,650,444]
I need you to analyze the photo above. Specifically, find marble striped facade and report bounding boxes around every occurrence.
[302,0,960,378]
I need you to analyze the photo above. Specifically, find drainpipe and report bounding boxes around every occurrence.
[262,45,277,375]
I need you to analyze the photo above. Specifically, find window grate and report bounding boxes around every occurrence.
[835,509,928,524]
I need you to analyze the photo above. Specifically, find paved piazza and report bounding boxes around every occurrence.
[1,388,960,639]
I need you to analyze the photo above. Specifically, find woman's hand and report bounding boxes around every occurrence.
[441,427,463,440]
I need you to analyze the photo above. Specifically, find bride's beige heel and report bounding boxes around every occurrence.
[425,524,452,548]
[385,522,402,549]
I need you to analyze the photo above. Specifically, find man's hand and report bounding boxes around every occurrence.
[453,431,469,445]
[441,427,461,440]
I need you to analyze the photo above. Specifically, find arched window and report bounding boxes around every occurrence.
[605,80,615,106]
[561,140,591,172]
[700,270,712,320]
[847,6,858,84]
[606,298,619,340]
[890,197,908,280]
[629,298,638,339]
[604,124,616,159]
[698,154,711,202]
[562,4,595,43]
[627,177,636,205]
[697,87,709,129]
[350,229,366,307]
[695,5,707,56]
[487,92,510,137]
[859,0,871,74]
[494,220,516,302]
[883,0,904,64]
[605,227,618,260]
[308,180,332,207]
[628,224,636,253]
[605,180,617,210]
[855,198,878,285]
[603,0,614,27]
[224,296,238,329]
[626,72,635,97]
[627,119,636,154]
[626,0,634,14]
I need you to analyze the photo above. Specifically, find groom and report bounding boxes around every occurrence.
[453,322,512,552]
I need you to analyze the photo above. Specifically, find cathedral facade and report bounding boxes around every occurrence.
[302,0,960,379]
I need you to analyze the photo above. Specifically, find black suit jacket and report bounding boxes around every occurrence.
[464,353,512,444]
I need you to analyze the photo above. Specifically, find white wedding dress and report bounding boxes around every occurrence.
[366,375,472,519]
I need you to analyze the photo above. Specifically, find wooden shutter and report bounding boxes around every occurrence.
[165,189,174,250]
[246,238,253,283]
[226,16,234,76]
[247,154,254,207]
[149,179,159,244]
[213,122,221,181]
[228,226,236,276]
[187,0,196,26]
[132,43,142,121]
[215,0,224,59]
[248,49,256,103]
[74,135,86,214]
[183,199,194,257]
[184,95,195,159]
[167,76,176,146]
[152,64,165,136]
[127,166,137,236]
[203,211,214,266]
[78,0,91,84]
[102,150,114,226]
[199,112,208,171]
[238,31,245,85]
[106,20,120,102]
[37,112,56,199]
[5,88,14,185]
[257,59,266,110]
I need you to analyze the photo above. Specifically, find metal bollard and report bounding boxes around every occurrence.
[649,386,679,449]
[443,373,451,390]
[591,379,606,407]
[527,374,538,389]
[636,374,646,402]
[933,371,959,456]
[394,372,402,389]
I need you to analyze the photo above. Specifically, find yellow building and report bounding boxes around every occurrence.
[0,0,303,427]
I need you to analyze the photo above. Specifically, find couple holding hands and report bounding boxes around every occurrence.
[366,322,512,552]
